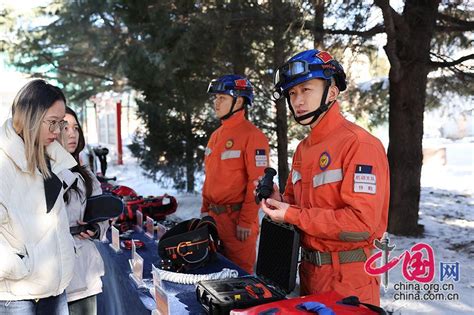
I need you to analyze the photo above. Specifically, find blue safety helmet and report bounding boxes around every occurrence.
[207,74,254,105]
[273,49,347,99]
[272,49,347,126]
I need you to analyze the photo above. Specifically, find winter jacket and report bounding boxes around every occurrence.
[0,119,77,300]
[63,167,108,302]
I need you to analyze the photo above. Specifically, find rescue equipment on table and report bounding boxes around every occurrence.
[155,268,239,285]
[158,216,221,272]
[230,291,387,315]
[196,215,300,314]
[122,239,145,250]
[120,194,178,222]
[104,184,177,223]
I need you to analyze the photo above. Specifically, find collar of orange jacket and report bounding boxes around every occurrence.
[309,102,345,144]
[221,109,246,129]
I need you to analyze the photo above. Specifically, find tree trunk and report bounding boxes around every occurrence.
[312,0,325,48]
[185,111,195,193]
[231,0,246,75]
[385,0,440,235]
[272,0,289,192]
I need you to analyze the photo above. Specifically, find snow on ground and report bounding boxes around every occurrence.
[105,145,473,315]
[380,187,474,314]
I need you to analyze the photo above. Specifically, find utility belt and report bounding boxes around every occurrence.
[208,203,242,215]
[301,247,367,267]
[158,216,221,272]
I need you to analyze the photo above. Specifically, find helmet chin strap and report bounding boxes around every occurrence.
[220,97,244,120]
[288,80,333,126]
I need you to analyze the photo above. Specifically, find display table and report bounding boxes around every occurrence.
[96,230,247,314]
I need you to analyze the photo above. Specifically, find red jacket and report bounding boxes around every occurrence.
[283,103,390,252]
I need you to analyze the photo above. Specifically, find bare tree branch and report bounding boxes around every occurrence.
[41,54,114,81]
[313,24,385,37]
[435,12,474,32]
[445,64,474,79]
[430,53,474,69]
[435,25,474,32]
[437,12,474,27]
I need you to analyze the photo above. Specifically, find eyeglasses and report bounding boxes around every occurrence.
[43,119,68,132]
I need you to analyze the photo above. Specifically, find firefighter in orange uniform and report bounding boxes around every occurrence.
[201,75,270,274]
[261,50,390,306]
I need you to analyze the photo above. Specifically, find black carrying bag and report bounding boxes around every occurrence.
[83,194,124,223]
[70,194,124,236]
[158,216,220,272]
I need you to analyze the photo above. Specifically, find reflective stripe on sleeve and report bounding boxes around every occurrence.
[221,150,241,160]
[313,169,343,188]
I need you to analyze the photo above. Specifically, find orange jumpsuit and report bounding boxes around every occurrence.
[283,102,389,306]
[201,110,270,273]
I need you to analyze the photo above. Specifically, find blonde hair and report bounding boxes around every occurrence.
[11,80,67,178]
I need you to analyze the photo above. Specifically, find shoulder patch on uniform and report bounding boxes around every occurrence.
[255,149,267,167]
[354,164,376,194]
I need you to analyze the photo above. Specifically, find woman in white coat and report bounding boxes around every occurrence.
[0,80,77,314]
[59,107,108,315]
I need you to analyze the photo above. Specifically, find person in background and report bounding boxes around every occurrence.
[201,75,270,274]
[0,79,77,314]
[59,107,109,315]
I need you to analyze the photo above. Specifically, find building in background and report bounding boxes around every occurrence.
[83,89,141,165]
[0,57,29,123]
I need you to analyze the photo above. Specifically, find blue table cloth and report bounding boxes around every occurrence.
[96,230,247,314]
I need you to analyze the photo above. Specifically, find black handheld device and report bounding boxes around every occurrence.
[255,167,277,204]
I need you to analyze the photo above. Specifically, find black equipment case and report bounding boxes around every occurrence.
[196,216,300,314]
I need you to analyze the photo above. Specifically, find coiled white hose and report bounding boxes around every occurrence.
[156,268,239,285]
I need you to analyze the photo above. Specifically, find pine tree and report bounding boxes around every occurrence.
[6,1,128,104]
